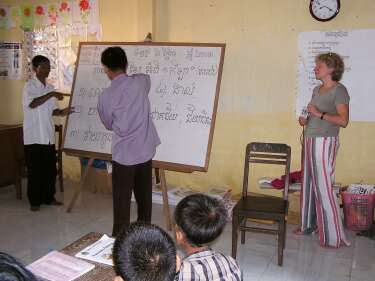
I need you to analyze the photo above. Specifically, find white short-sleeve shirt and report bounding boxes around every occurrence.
[23,78,57,145]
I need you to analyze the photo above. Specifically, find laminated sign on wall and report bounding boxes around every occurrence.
[0,42,22,80]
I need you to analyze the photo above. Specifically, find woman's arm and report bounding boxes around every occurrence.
[323,104,349,128]
[307,103,349,128]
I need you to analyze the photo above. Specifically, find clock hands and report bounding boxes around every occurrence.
[319,5,334,12]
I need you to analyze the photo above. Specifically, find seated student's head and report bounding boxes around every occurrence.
[0,252,39,281]
[113,222,176,281]
[101,46,128,76]
[31,55,50,79]
[174,194,228,248]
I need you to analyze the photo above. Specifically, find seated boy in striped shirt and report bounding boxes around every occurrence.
[174,194,242,281]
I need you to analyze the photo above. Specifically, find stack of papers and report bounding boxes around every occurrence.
[27,251,94,281]
[75,234,115,266]
[166,187,200,205]
[146,186,233,206]
[348,184,375,195]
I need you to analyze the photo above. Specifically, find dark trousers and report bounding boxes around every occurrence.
[112,160,152,236]
[24,144,57,206]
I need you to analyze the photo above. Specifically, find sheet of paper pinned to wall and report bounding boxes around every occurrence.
[297,29,375,122]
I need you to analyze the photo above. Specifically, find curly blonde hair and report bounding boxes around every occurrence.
[316,52,345,81]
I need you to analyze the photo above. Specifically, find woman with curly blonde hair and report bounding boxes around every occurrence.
[296,52,350,248]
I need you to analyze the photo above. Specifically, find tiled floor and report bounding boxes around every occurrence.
[0,180,374,281]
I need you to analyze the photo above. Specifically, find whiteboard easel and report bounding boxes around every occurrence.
[63,41,226,230]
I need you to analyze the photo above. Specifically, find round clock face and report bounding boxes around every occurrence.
[310,0,340,22]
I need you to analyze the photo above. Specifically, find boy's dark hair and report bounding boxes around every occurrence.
[113,222,176,281]
[101,47,128,71]
[31,55,50,69]
[174,194,228,247]
[0,252,39,281]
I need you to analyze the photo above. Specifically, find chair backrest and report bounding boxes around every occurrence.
[242,142,291,200]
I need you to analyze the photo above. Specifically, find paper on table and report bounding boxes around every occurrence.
[27,250,94,281]
[75,234,115,266]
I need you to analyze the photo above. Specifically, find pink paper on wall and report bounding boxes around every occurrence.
[47,3,58,25]
[34,4,48,28]
[72,0,99,25]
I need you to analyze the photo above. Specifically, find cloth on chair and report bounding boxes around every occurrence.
[271,170,302,189]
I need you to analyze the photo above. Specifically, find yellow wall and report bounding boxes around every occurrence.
[151,0,375,195]
[1,0,375,198]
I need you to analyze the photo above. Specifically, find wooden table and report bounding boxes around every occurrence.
[60,232,115,281]
[0,124,24,198]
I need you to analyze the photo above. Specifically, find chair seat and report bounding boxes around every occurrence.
[233,195,287,217]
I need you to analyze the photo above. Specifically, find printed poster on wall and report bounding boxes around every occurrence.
[0,43,22,80]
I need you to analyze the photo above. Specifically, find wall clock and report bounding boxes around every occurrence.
[309,0,340,22]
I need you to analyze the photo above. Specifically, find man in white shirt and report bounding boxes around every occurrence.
[23,55,70,211]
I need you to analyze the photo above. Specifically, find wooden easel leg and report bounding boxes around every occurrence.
[158,169,172,231]
[106,165,112,193]
[66,158,94,213]
[155,168,160,185]
[15,160,22,200]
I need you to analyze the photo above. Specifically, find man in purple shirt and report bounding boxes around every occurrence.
[98,47,160,236]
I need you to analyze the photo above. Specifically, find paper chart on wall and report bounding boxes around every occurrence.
[297,29,375,122]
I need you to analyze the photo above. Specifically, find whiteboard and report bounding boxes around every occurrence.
[297,29,375,122]
[63,42,226,172]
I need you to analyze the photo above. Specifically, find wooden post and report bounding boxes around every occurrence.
[157,168,172,231]
[66,158,94,212]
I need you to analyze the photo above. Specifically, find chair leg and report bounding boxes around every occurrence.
[15,160,22,200]
[232,213,239,259]
[58,154,64,192]
[241,218,246,244]
[283,219,287,249]
[59,165,64,192]
[277,219,285,266]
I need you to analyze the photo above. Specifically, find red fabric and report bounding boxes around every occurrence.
[271,170,302,189]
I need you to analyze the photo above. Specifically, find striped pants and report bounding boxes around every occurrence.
[300,136,349,247]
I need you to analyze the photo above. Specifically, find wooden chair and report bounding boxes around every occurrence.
[232,142,291,266]
[55,125,64,192]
